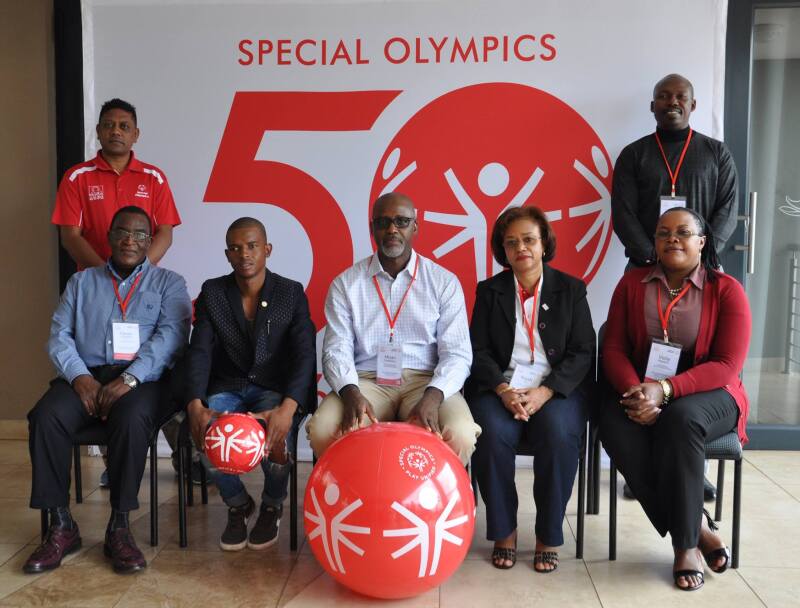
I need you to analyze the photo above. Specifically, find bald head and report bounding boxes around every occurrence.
[373,192,415,218]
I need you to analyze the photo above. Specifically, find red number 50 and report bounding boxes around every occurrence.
[204,90,402,329]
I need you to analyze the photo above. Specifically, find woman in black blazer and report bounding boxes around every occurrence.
[466,206,595,572]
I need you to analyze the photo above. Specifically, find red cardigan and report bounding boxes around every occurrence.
[602,267,751,443]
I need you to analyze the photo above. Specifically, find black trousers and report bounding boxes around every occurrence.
[470,387,588,546]
[598,387,738,549]
[28,372,172,512]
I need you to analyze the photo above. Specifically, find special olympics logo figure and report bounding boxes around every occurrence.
[205,421,265,469]
[382,485,469,578]
[398,445,437,481]
[305,483,371,574]
[569,147,611,278]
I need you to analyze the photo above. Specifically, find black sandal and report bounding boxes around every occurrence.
[491,545,517,569]
[701,509,731,573]
[674,569,704,591]
[533,550,558,573]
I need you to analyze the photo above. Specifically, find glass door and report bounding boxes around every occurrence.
[726,1,800,448]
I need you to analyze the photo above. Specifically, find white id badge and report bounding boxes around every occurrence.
[644,339,682,381]
[376,343,403,386]
[660,196,687,215]
[112,322,140,361]
[510,363,541,389]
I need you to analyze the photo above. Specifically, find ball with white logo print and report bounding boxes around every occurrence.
[304,422,475,599]
[204,413,267,475]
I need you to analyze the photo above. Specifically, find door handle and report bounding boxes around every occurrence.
[734,191,757,274]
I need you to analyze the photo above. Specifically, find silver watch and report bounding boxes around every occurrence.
[121,372,139,389]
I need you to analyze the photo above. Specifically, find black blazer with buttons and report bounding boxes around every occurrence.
[184,270,317,415]
[465,265,595,401]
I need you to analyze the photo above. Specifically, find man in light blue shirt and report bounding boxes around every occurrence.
[24,206,191,576]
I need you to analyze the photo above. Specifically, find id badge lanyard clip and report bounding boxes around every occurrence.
[518,279,540,364]
[655,128,693,198]
[373,256,419,342]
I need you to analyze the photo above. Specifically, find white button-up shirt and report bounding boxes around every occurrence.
[323,250,472,399]
[505,274,552,387]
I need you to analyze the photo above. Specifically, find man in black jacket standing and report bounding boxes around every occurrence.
[185,217,316,551]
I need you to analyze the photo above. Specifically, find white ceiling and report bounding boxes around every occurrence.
[754,7,800,60]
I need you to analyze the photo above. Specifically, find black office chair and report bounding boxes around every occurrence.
[471,423,587,559]
[176,415,306,550]
[607,431,743,567]
[39,409,182,547]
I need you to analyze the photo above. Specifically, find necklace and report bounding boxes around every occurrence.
[667,286,682,299]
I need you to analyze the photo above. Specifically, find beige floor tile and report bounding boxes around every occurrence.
[0,545,49,601]
[0,466,33,500]
[0,442,31,466]
[744,451,800,487]
[0,544,140,607]
[278,555,325,607]
[441,558,600,607]
[113,548,296,608]
[587,561,765,608]
[570,511,675,565]
[0,545,27,569]
[737,566,800,608]
[282,570,439,607]
[779,485,800,502]
[0,500,43,545]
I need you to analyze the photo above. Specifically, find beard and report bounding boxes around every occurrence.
[379,239,405,258]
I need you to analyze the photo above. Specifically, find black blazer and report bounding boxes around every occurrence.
[465,265,595,400]
[184,270,317,415]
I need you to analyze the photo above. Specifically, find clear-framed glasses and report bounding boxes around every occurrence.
[503,235,542,250]
[654,229,701,240]
[109,228,151,242]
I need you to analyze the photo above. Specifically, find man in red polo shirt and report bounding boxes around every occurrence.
[52,98,181,268]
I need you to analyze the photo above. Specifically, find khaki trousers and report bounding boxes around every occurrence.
[307,369,480,465]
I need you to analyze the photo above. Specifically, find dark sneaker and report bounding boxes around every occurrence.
[103,528,146,574]
[220,496,255,551]
[248,503,283,550]
[23,525,82,573]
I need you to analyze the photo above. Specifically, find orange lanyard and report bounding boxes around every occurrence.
[657,282,691,342]
[654,128,693,197]
[110,272,143,321]
[517,279,540,364]
[373,256,419,343]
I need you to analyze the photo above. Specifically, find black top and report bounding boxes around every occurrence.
[184,270,317,414]
[611,127,739,265]
[465,265,596,401]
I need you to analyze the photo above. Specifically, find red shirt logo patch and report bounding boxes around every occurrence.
[88,185,104,201]
[135,184,150,199]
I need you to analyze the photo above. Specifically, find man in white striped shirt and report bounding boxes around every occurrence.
[307,193,480,464]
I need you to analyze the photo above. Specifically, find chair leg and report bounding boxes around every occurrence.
[585,424,594,517]
[200,458,208,505]
[41,509,49,540]
[576,431,586,559]
[714,460,725,522]
[290,445,298,552]
[178,441,187,548]
[185,444,194,507]
[73,445,83,503]
[591,428,601,515]
[732,458,742,569]
[609,461,617,561]
[150,438,158,547]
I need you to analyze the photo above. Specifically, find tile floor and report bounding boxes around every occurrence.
[0,440,797,607]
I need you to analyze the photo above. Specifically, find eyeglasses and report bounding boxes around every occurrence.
[372,216,415,230]
[654,229,701,240]
[503,236,542,249]
[109,228,151,242]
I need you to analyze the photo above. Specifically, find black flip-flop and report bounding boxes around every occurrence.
[673,569,704,591]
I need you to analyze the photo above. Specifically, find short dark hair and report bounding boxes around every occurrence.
[653,74,694,99]
[226,217,267,241]
[110,205,151,233]
[99,98,137,125]
[660,206,720,282]
[491,206,556,267]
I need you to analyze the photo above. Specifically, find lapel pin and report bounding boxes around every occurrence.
[261,301,268,308]
[542,303,549,311]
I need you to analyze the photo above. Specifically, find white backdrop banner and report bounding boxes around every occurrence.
[81,0,728,441]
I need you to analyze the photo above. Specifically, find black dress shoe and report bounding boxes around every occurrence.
[622,482,635,500]
[703,477,717,502]
[23,525,82,573]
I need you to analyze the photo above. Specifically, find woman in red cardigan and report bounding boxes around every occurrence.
[600,207,750,592]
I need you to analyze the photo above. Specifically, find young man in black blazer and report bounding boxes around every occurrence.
[185,217,316,551]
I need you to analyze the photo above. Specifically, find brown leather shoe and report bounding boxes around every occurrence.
[103,528,146,574]
[23,525,82,573]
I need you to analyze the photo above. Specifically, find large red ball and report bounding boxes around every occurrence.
[204,413,266,475]
[304,423,475,599]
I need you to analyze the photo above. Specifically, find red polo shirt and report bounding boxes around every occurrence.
[51,151,182,263]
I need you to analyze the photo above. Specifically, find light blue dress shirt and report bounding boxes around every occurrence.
[48,258,192,383]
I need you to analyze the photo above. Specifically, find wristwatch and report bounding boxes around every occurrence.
[121,372,139,389]
[657,378,673,406]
